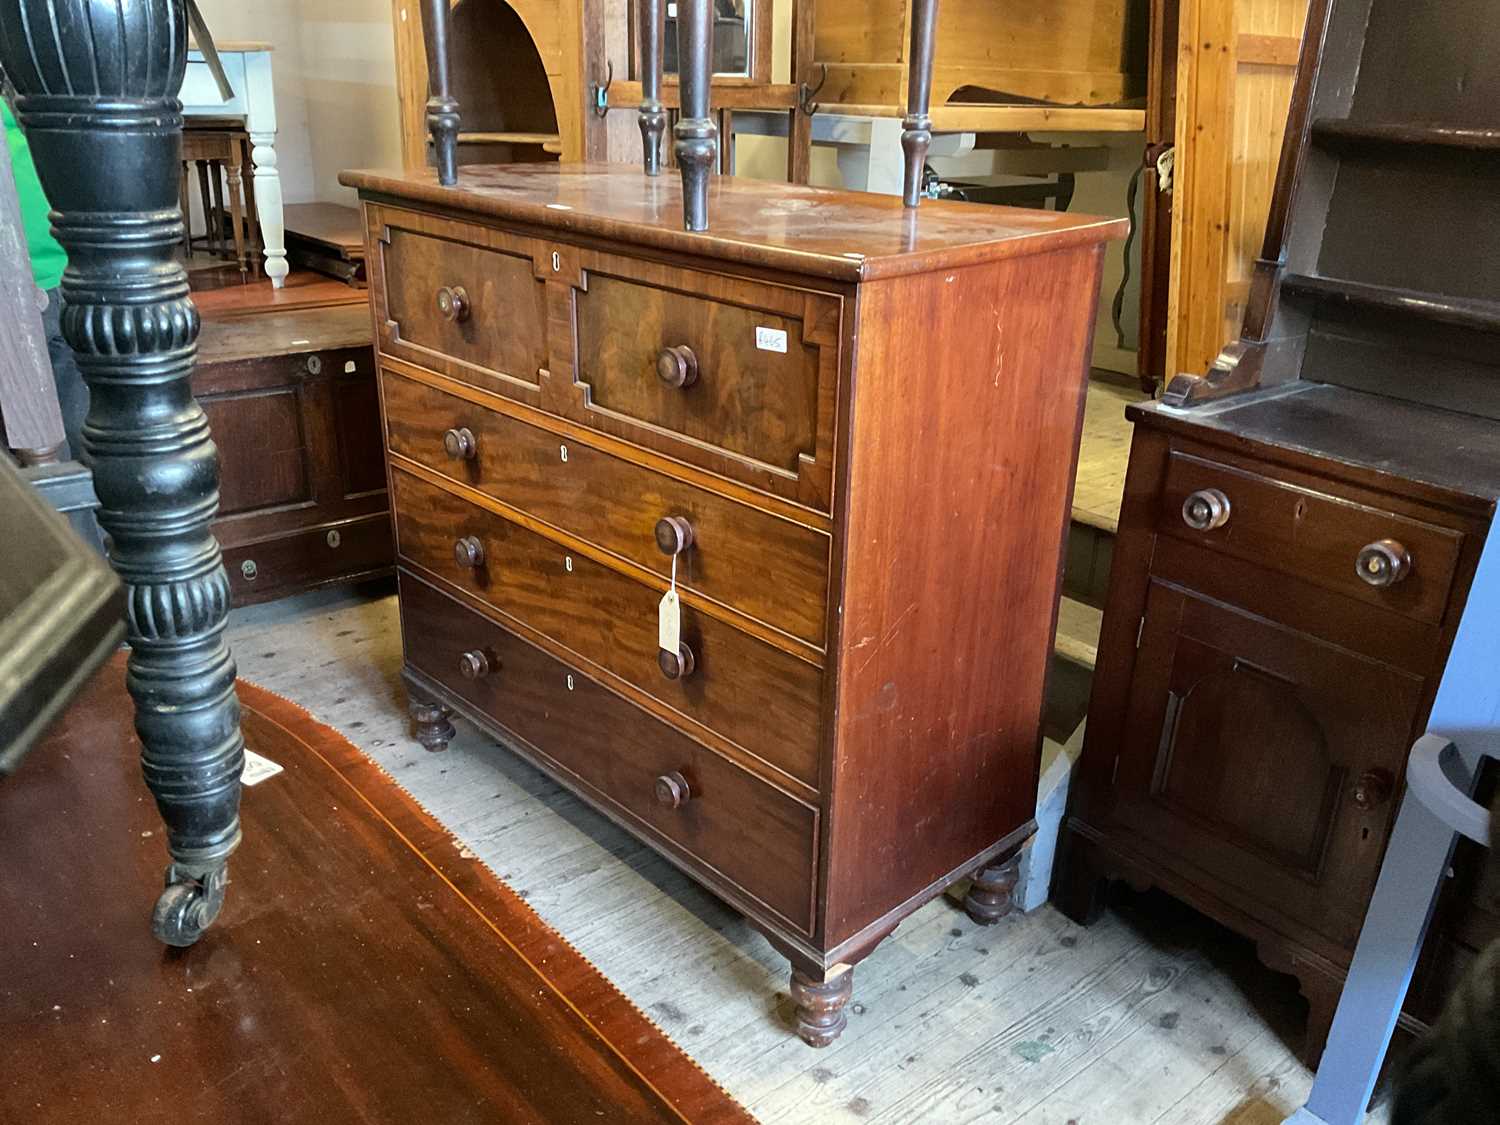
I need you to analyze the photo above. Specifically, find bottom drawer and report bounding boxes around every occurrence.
[222,514,394,606]
[399,573,818,934]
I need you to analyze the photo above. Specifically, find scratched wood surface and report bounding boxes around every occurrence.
[224,583,1390,1124]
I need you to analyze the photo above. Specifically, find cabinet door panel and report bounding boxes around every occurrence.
[1113,579,1425,948]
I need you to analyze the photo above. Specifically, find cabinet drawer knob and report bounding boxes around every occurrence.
[1182,488,1231,531]
[1351,768,1394,811]
[436,285,470,323]
[656,344,699,388]
[458,649,493,680]
[657,642,696,681]
[443,427,477,461]
[1356,539,1411,588]
[453,535,485,568]
[655,515,694,556]
[654,770,692,808]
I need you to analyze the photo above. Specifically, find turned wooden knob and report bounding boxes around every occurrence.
[436,284,470,323]
[654,770,691,808]
[654,515,694,556]
[657,643,696,681]
[1356,539,1411,588]
[656,344,699,388]
[1182,487,1231,531]
[443,427,477,461]
[453,535,484,568]
[1351,768,1394,811]
[458,649,492,680]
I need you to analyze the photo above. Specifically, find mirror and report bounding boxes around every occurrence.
[664,0,750,78]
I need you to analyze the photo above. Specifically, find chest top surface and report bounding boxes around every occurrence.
[340,163,1125,283]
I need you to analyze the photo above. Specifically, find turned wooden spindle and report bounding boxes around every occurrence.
[638,0,667,174]
[901,0,941,207]
[423,0,461,186]
[0,0,246,947]
[673,0,717,231]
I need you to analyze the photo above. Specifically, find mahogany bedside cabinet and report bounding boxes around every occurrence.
[1056,0,1500,1064]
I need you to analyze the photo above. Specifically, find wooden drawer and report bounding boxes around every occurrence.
[400,573,818,934]
[568,250,842,512]
[382,369,830,648]
[221,513,393,607]
[1159,451,1463,624]
[391,468,823,788]
[368,206,549,405]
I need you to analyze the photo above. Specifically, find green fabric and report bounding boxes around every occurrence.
[4,99,67,291]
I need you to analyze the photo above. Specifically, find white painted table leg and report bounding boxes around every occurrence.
[244,51,287,288]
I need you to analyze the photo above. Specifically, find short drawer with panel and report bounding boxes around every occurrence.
[368,206,549,405]
[566,247,843,511]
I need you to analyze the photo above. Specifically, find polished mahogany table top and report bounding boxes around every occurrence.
[341,163,1126,282]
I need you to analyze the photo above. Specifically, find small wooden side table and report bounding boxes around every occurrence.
[181,125,257,278]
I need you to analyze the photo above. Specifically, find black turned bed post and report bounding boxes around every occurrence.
[638,0,666,174]
[0,0,244,945]
[423,0,460,185]
[902,0,940,207]
[674,0,716,231]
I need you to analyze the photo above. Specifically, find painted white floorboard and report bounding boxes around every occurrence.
[226,586,1385,1124]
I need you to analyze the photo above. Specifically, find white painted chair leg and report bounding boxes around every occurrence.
[243,51,287,288]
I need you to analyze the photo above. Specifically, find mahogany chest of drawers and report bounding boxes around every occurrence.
[344,162,1124,1044]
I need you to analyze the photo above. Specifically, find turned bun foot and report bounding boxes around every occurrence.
[410,696,455,753]
[790,968,853,1047]
[964,853,1021,926]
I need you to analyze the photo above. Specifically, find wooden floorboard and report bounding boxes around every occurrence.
[220,585,1389,1123]
[0,653,750,1125]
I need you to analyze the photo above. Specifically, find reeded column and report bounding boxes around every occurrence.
[0,0,244,946]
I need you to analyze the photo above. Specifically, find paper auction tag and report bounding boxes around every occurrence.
[659,587,681,653]
[659,553,681,653]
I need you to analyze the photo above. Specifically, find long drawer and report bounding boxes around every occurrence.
[400,573,818,934]
[391,468,824,788]
[381,369,830,647]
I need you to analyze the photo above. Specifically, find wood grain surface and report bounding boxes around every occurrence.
[0,654,752,1124]
[342,163,1127,282]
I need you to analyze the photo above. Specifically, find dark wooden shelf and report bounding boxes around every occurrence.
[1281,272,1500,332]
[1311,118,1500,154]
